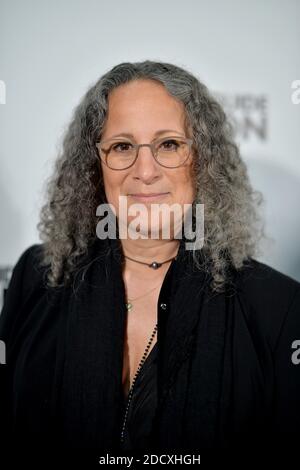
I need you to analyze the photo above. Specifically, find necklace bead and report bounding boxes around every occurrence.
[120,323,158,444]
[150,261,160,269]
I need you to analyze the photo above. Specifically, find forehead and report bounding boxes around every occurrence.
[103,79,187,134]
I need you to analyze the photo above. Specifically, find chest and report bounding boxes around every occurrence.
[121,292,158,398]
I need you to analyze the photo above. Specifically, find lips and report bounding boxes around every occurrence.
[128,192,170,202]
[130,193,168,197]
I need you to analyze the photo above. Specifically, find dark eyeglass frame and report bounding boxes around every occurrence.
[95,136,194,170]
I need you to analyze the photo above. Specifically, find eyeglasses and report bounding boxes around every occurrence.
[95,136,193,170]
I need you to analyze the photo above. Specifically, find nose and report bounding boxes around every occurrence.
[132,144,161,184]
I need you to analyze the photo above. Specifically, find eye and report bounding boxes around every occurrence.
[112,142,133,152]
[159,139,180,151]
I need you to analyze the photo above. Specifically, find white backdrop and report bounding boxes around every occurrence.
[1,0,300,287]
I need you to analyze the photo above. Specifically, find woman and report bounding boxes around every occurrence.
[1,60,300,465]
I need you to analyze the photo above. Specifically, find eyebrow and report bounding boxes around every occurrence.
[105,129,184,140]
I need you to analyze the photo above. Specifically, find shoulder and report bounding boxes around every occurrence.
[236,257,300,308]
[0,243,48,317]
[234,257,300,352]
[0,243,49,341]
[10,243,47,293]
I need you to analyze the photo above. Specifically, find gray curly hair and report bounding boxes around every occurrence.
[37,60,266,293]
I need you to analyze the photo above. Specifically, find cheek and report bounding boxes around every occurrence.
[186,160,197,199]
[101,166,118,196]
[101,165,127,211]
[172,165,195,203]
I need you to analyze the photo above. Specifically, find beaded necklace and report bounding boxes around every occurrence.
[120,323,158,445]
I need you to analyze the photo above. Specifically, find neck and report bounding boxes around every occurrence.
[120,237,180,279]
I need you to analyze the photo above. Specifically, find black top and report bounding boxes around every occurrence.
[1,236,300,467]
[119,342,158,452]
